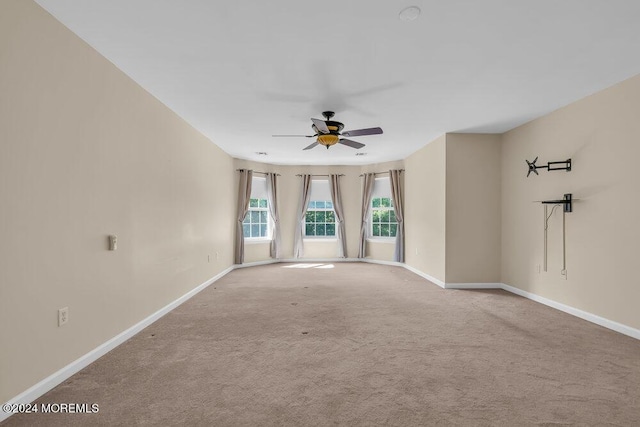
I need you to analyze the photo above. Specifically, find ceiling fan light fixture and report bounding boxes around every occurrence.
[317,134,340,147]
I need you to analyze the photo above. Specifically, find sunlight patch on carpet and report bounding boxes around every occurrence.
[282,263,334,269]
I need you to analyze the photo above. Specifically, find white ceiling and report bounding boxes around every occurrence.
[35,0,640,165]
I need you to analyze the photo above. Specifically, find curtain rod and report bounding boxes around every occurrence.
[295,174,345,177]
[359,169,404,177]
[236,169,281,176]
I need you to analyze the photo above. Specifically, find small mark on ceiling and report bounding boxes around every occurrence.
[399,6,421,21]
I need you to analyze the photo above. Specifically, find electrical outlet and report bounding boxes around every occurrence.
[58,307,69,327]
[536,264,541,274]
[560,269,568,280]
[415,248,419,256]
[216,252,219,260]
[207,254,211,263]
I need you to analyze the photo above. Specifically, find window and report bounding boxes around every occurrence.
[304,179,336,238]
[370,177,397,238]
[371,197,397,237]
[305,200,336,237]
[243,198,269,238]
[243,177,270,239]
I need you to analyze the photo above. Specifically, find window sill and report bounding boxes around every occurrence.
[303,237,338,242]
[244,238,271,245]
[366,238,396,244]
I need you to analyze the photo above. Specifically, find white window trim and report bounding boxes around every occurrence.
[304,200,337,239]
[366,237,396,243]
[243,197,271,241]
[369,197,397,239]
[245,237,271,244]
[303,237,338,241]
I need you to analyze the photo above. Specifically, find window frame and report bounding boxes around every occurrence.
[304,200,337,239]
[243,197,271,241]
[369,196,398,240]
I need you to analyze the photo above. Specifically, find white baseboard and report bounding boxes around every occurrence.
[402,264,446,288]
[444,282,503,290]
[501,283,640,340]
[234,259,278,268]
[399,264,640,341]
[361,258,403,267]
[1,266,234,423]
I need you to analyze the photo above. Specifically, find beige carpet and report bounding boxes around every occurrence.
[4,262,640,426]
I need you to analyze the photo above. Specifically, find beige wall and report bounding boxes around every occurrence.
[404,135,447,282]
[501,74,640,330]
[0,0,235,403]
[5,0,640,409]
[446,134,502,283]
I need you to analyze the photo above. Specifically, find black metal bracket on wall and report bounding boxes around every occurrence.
[526,157,571,177]
[541,193,572,213]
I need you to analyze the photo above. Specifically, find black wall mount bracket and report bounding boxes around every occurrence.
[541,193,573,213]
[526,157,571,177]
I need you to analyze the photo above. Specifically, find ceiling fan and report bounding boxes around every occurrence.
[272,111,383,150]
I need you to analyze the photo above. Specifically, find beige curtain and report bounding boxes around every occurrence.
[389,169,405,262]
[234,169,253,264]
[329,174,347,258]
[358,173,376,258]
[293,174,312,258]
[266,173,282,259]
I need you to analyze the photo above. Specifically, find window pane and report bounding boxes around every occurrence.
[260,224,267,237]
[326,223,335,236]
[325,211,335,223]
[315,211,326,223]
[251,224,260,237]
[381,198,391,207]
[372,210,381,223]
[305,211,315,222]
[259,199,268,208]
[251,211,260,223]
[316,201,325,209]
[372,224,381,236]
[326,201,333,209]
[315,224,326,236]
[249,199,258,208]
[243,224,250,236]
[390,210,396,223]
[390,224,398,237]
[306,223,315,236]
[381,224,390,236]
[389,198,394,208]
[308,201,315,209]
[381,210,390,222]
[372,198,381,208]
[259,211,267,223]
[243,216,250,225]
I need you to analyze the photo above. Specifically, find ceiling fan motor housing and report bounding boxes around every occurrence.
[313,111,344,147]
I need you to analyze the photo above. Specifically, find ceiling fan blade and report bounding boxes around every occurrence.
[342,127,383,137]
[303,142,319,150]
[272,134,315,137]
[338,138,365,149]
[311,118,329,134]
